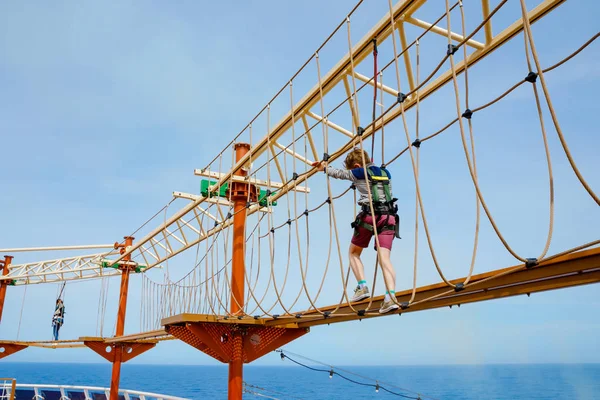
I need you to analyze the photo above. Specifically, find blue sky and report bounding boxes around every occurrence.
[0,0,599,369]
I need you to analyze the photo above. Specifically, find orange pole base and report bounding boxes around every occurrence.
[109,237,134,400]
[227,143,257,400]
[227,334,244,400]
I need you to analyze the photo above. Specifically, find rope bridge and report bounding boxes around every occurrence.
[132,0,599,330]
[0,1,598,398]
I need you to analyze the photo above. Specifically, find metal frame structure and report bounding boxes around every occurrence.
[2,253,120,285]
[0,1,595,400]
[0,0,568,287]
[102,0,567,274]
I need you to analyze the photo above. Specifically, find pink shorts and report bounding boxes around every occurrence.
[351,214,396,250]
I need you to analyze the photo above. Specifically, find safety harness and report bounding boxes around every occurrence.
[351,167,401,239]
[52,303,65,327]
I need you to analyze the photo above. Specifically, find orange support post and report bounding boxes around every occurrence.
[0,255,14,324]
[163,143,306,394]
[227,143,258,400]
[109,236,134,400]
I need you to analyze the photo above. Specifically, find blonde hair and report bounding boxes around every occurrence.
[344,148,370,170]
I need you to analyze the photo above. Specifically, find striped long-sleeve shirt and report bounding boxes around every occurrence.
[324,163,393,206]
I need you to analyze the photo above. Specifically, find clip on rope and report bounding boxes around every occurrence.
[462,109,473,119]
[525,71,538,83]
[447,44,459,55]
[525,258,538,268]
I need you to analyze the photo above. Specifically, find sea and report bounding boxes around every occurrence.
[1,363,599,400]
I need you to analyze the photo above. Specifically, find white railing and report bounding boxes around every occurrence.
[0,384,189,400]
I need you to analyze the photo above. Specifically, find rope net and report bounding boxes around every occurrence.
[127,0,599,328]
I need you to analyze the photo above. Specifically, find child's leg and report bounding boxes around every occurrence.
[378,248,396,294]
[348,243,365,283]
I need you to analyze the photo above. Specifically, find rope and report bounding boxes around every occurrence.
[289,81,320,314]
[408,35,421,304]
[16,285,27,340]
[454,0,481,286]
[347,16,382,312]
[518,0,599,206]
[388,0,457,289]
[384,33,600,167]
[520,9,554,261]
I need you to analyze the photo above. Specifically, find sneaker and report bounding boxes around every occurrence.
[379,299,399,314]
[351,285,370,302]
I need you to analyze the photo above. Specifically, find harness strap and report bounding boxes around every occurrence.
[352,212,402,239]
[352,214,395,235]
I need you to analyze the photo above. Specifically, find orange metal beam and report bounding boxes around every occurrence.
[0,343,27,360]
[0,255,14,323]
[84,339,155,363]
[162,247,600,330]
[287,247,600,328]
[165,323,308,364]
[109,236,134,400]
[227,143,258,400]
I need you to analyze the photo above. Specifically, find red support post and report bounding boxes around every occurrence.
[109,236,134,400]
[0,255,14,324]
[227,143,257,400]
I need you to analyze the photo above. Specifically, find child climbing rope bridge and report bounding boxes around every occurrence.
[313,148,401,314]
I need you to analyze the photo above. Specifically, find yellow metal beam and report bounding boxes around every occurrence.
[324,0,566,166]
[397,21,416,92]
[305,110,355,138]
[482,0,494,43]
[352,71,399,97]
[403,16,485,49]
